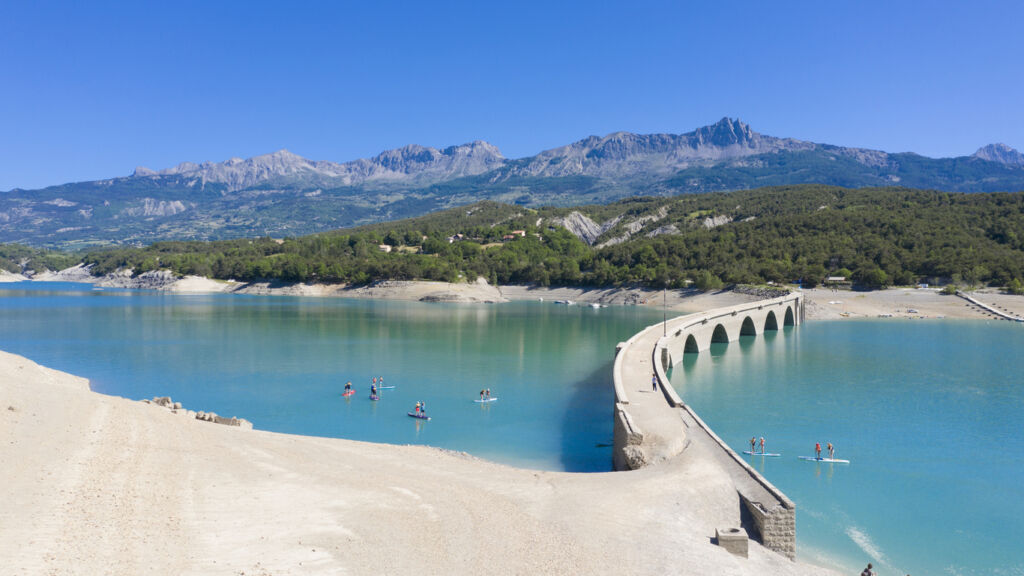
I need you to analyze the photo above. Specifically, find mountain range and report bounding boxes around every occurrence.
[3,118,1024,248]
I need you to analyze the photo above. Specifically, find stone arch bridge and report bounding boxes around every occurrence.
[612,292,804,559]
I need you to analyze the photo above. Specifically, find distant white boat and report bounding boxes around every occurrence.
[590,303,604,308]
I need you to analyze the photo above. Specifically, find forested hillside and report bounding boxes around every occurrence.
[45,185,1022,292]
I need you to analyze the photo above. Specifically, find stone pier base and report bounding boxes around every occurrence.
[742,497,795,560]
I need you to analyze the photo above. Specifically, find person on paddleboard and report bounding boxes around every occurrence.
[750,437,756,453]
[371,382,377,397]
[485,389,490,400]
[759,437,766,454]
[344,381,352,393]
[480,390,486,401]
[815,442,822,459]
[414,401,421,414]
[827,442,834,459]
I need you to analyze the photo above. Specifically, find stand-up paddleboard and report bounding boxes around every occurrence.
[474,397,498,403]
[407,412,430,420]
[369,394,379,401]
[342,390,355,397]
[378,385,396,390]
[742,450,781,457]
[799,456,850,464]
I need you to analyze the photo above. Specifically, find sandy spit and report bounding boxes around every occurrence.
[1,348,838,576]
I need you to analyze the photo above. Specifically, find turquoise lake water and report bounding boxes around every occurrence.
[670,319,1024,576]
[0,282,662,471]
[1,282,1021,575]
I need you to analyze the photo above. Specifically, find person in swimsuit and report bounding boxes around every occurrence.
[827,442,834,459]
[815,442,822,459]
[344,381,352,393]
[652,373,657,391]
[860,562,874,576]
[485,389,490,400]
[370,383,377,398]
[759,437,766,454]
[480,390,485,401]
[750,437,756,453]
[420,401,425,415]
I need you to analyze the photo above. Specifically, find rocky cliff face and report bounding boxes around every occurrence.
[973,143,1024,166]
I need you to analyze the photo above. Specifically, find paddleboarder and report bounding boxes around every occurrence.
[759,436,766,455]
[815,442,822,459]
[750,437,756,453]
[827,442,834,459]
[344,381,352,393]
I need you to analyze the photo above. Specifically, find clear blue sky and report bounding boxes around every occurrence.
[2,0,1022,190]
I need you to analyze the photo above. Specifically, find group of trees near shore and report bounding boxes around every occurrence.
[3,185,1023,293]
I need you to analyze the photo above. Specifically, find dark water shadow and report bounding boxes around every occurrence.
[558,360,617,472]
[737,334,757,354]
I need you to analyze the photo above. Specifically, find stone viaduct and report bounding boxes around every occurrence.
[612,292,804,559]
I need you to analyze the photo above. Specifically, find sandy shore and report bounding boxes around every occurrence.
[801,286,1024,321]
[0,349,837,576]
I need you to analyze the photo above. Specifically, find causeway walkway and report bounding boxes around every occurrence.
[614,294,802,558]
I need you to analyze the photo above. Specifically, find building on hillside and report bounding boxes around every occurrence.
[446,233,464,244]
[824,276,850,289]
[378,244,392,253]
[510,230,526,237]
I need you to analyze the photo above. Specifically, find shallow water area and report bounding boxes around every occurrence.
[0,281,662,472]
[670,319,1024,576]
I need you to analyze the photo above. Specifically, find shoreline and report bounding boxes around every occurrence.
[0,346,841,575]
[5,265,1024,321]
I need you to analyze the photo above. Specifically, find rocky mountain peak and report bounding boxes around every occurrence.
[693,117,755,148]
[369,141,505,178]
[973,143,1024,166]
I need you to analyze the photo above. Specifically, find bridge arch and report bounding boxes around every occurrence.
[683,334,699,354]
[740,316,757,336]
[711,324,729,343]
[784,306,795,326]
[764,310,779,331]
